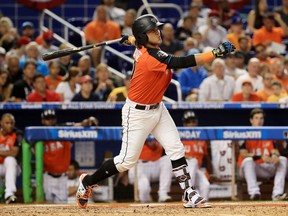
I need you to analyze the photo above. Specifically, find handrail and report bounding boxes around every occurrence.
[171,79,182,102]
[40,9,86,47]
[137,3,184,18]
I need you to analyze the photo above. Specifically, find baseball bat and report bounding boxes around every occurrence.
[42,38,122,61]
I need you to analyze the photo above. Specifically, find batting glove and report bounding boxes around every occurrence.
[120,34,132,46]
[212,41,236,58]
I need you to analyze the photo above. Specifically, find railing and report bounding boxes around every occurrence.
[137,3,184,18]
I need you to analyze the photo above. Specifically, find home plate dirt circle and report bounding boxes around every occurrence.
[0,201,287,216]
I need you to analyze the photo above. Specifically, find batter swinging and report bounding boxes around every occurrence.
[76,14,235,208]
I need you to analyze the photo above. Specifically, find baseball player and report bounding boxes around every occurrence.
[76,14,235,208]
[238,108,287,200]
[128,140,172,202]
[181,111,212,199]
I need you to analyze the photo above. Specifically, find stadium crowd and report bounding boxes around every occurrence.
[0,0,288,205]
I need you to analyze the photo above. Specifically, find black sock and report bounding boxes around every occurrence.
[83,159,119,186]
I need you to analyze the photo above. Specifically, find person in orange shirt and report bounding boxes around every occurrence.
[226,16,245,50]
[256,69,274,101]
[84,5,121,66]
[45,61,63,91]
[0,113,22,204]
[181,111,213,200]
[231,79,262,102]
[252,12,288,47]
[271,58,288,93]
[128,140,172,202]
[40,109,98,203]
[237,108,287,200]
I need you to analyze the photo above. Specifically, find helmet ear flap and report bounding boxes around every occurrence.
[136,33,148,45]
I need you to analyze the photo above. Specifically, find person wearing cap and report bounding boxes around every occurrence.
[26,73,62,102]
[21,21,35,40]
[231,79,262,102]
[107,72,131,102]
[181,110,213,200]
[252,12,288,47]
[178,48,208,100]
[39,109,98,204]
[234,58,264,93]
[71,75,99,102]
[37,30,58,56]
[226,16,245,50]
[198,9,227,48]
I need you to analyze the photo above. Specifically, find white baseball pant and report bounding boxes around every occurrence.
[240,157,287,199]
[0,157,20,199]
[114,99,185,172]
[186,158,210,199]
[128,155,173,202]
[43,172,68,203]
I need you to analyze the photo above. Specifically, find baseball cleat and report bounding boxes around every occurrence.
[182,187,212,208]
[76,173,93,208]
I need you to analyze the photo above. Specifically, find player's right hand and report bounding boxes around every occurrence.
[120,34,132,46]
[212,41,236,58]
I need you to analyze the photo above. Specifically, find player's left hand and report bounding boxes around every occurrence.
[212,41,236,58]
[120,34,132,46]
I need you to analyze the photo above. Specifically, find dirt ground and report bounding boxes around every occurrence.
[1,202,288,216]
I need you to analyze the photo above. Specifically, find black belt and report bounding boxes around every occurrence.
[135,103,159,110]
[47,172,66,178]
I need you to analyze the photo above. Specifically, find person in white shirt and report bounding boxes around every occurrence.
[224,53,247,80]
[234,58,264,93]
[198,58,235,101]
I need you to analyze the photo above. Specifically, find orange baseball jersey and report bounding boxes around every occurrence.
[182,140,208,167]
[44,141,71,173]
[139,140,163,161]
[128,46,173,104]
[237,140,274,167]
[0,130,18,164]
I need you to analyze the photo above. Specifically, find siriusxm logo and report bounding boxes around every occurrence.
[58,130,98,139]
[223,131,261,139]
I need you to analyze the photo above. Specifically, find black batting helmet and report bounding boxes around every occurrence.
[132,14,164,46]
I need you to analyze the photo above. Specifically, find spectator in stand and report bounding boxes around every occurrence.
[0,113,22,204]
[271,58,288,92]
[6,36,31,59]
[198,58,235,102]
[159,23,183,56]
[19,42,49,76]
[237,108,287,200]
[217,0,238,30]
[175,16,193,41]
[57,43,75,77]
[224,53,246,80]
[67,160,80,204]
[252,13,288,48]
[0,68,13,102]
[178,48,208,100]
[198,10,227,48]
[45,61,62,91]
[94,0,126,26]
[85,5,121,66]
[234,51,247,70]
[0,47,6,69]
[190,0,211,21]
[247,0,268,33]
[72,75,99,102]
[192,32,204,51]
[77,55,96,79]
[5,54,23,84]
[40,109,98,204]
[107,73,131,102]
[178,37,198,56]
[10,59,36,102]
[234,58,264,93]
[181,111,213,199]
[237,36,253,66]
[27,73,62,102]
[0,17,18,52]
[226,16,245,50]
[128,140,173,202]
[231,79,262,102]
[275,0,288,25]
[94,63,116,101]
[256,69,274,101]
[55,66,81,102]
[121,9,137,36]
[177,4,206,33]
[36,30,58,56]
[267,80,287,102]
[20,21,35,40]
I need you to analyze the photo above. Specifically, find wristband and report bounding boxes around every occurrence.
[201,51,215,63]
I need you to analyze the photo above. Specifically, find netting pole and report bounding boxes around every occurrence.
[22,139,32,203]
[35,141,44,202]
